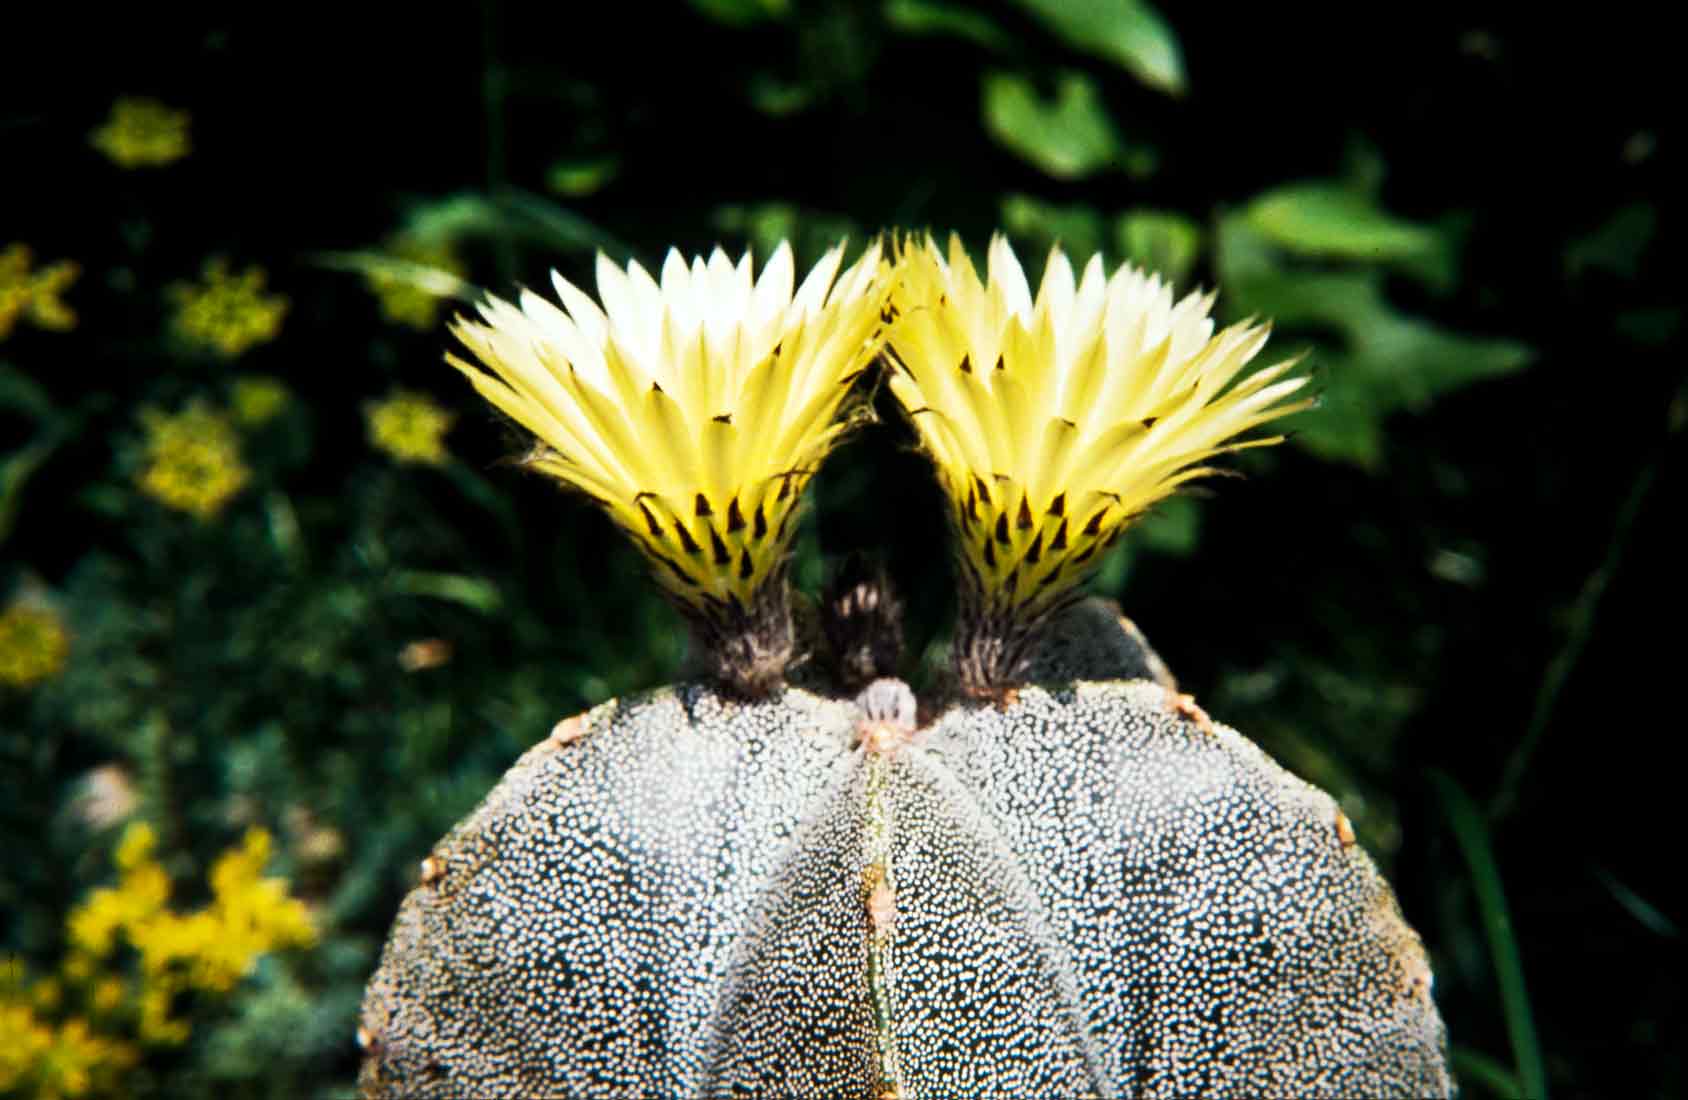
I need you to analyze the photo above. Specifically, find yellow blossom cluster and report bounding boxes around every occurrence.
[0,992,137,1100]
[68,823,317,1004]
[89,97,191,168]
[0,244,79,341]
[0,602,70,689]
[136,401,252,519]
[368,237,467,330]
[169,259,287,358]
[229,374,291,427]
[0,822,315,1098]
[365,388,455,465]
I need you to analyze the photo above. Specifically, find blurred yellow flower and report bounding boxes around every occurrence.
[366,389,454,465]
[136,401,252,519]
[89,97,190,168]
[51,820,318,1056]
[229,374,291,426]
[170,259,287,358]
[1,977,136,1100]
[0,602,71,689]
[368,237,467,330]
[0,1000,52,1092]
[89,979,125,1018]
[0,243,79,341]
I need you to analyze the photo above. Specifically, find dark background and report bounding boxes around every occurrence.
[3,2,1680,1096]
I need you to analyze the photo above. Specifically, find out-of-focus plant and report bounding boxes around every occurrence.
[0,822,315,1100]
[134,402,252,521]
[168,261,287,359]
[0,246,78,342]
[227,377,291,430]
[364,238,468,331]
[0,601,70,691]
[88,98,191,169]
[364,390,455,467]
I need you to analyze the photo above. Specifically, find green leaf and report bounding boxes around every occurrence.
[1614,306,1680,346]
[390,190,630,260]
[1591,867,1679,938]
[1430,772,1550,1100]
[983,71,1150,179]
[1000,194,1106,258]
[0,435,60,546]
[546,155,618,197]
[389,571,503,615]
[1277,369,1387,470]
[1216,215,1532,469]
[312,251,475,302]
[883,0,1010,49]
[495,189,632,260]
[1451,1046,1523,1098]
[0,362,56,420]
[1352,317,1532,412]
[1243,182,1440,264]
[1115,209,1202,285]
[1564,202,1656,280]
[1227,269,1390,338]
[711,203,860,265]
[1009,0,1184,94]
[1136,495,1201,555]
[746,72,815,116]
[687,0,788,25]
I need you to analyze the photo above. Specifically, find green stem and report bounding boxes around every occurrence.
[1451,1046,1523,1098]
[1432,771,1547,1100]
[1491,375,1683,820]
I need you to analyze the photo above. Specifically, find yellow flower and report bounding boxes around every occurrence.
[136,401,252,519]
[885,234,1310,691]
[135,984,189,1046]
[170,259,287,358]
[229,375,290,427]
[30,978,63,1012]
[447,240,888,694]
[367,237,468,330]
[366,389,455,466]
[89,979,126,1017]
[20,1015,136,1100]
[0,243,79,341]
[0,1002,54,1092]
[0,602,71,689]
[90,97,190,168]
[57,822,316,1052]
[59,956,95,985]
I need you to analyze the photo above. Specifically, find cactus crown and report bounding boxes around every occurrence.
[883,233,1312,694]
[448,240,889,695]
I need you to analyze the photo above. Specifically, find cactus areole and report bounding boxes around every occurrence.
[358,606,1450,1098]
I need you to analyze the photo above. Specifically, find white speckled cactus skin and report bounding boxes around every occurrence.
[358,604,1451,1098]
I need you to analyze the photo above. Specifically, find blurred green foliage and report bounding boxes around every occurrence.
[2,1,1680,1096]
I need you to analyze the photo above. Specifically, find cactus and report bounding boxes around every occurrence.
[358,602,1449,1098]
[361,235,1451,1096]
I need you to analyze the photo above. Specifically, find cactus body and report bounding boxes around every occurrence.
[359,612,1450,1098]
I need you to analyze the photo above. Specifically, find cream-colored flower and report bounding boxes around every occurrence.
[448,241,887,692]
[886,234,1310,690]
